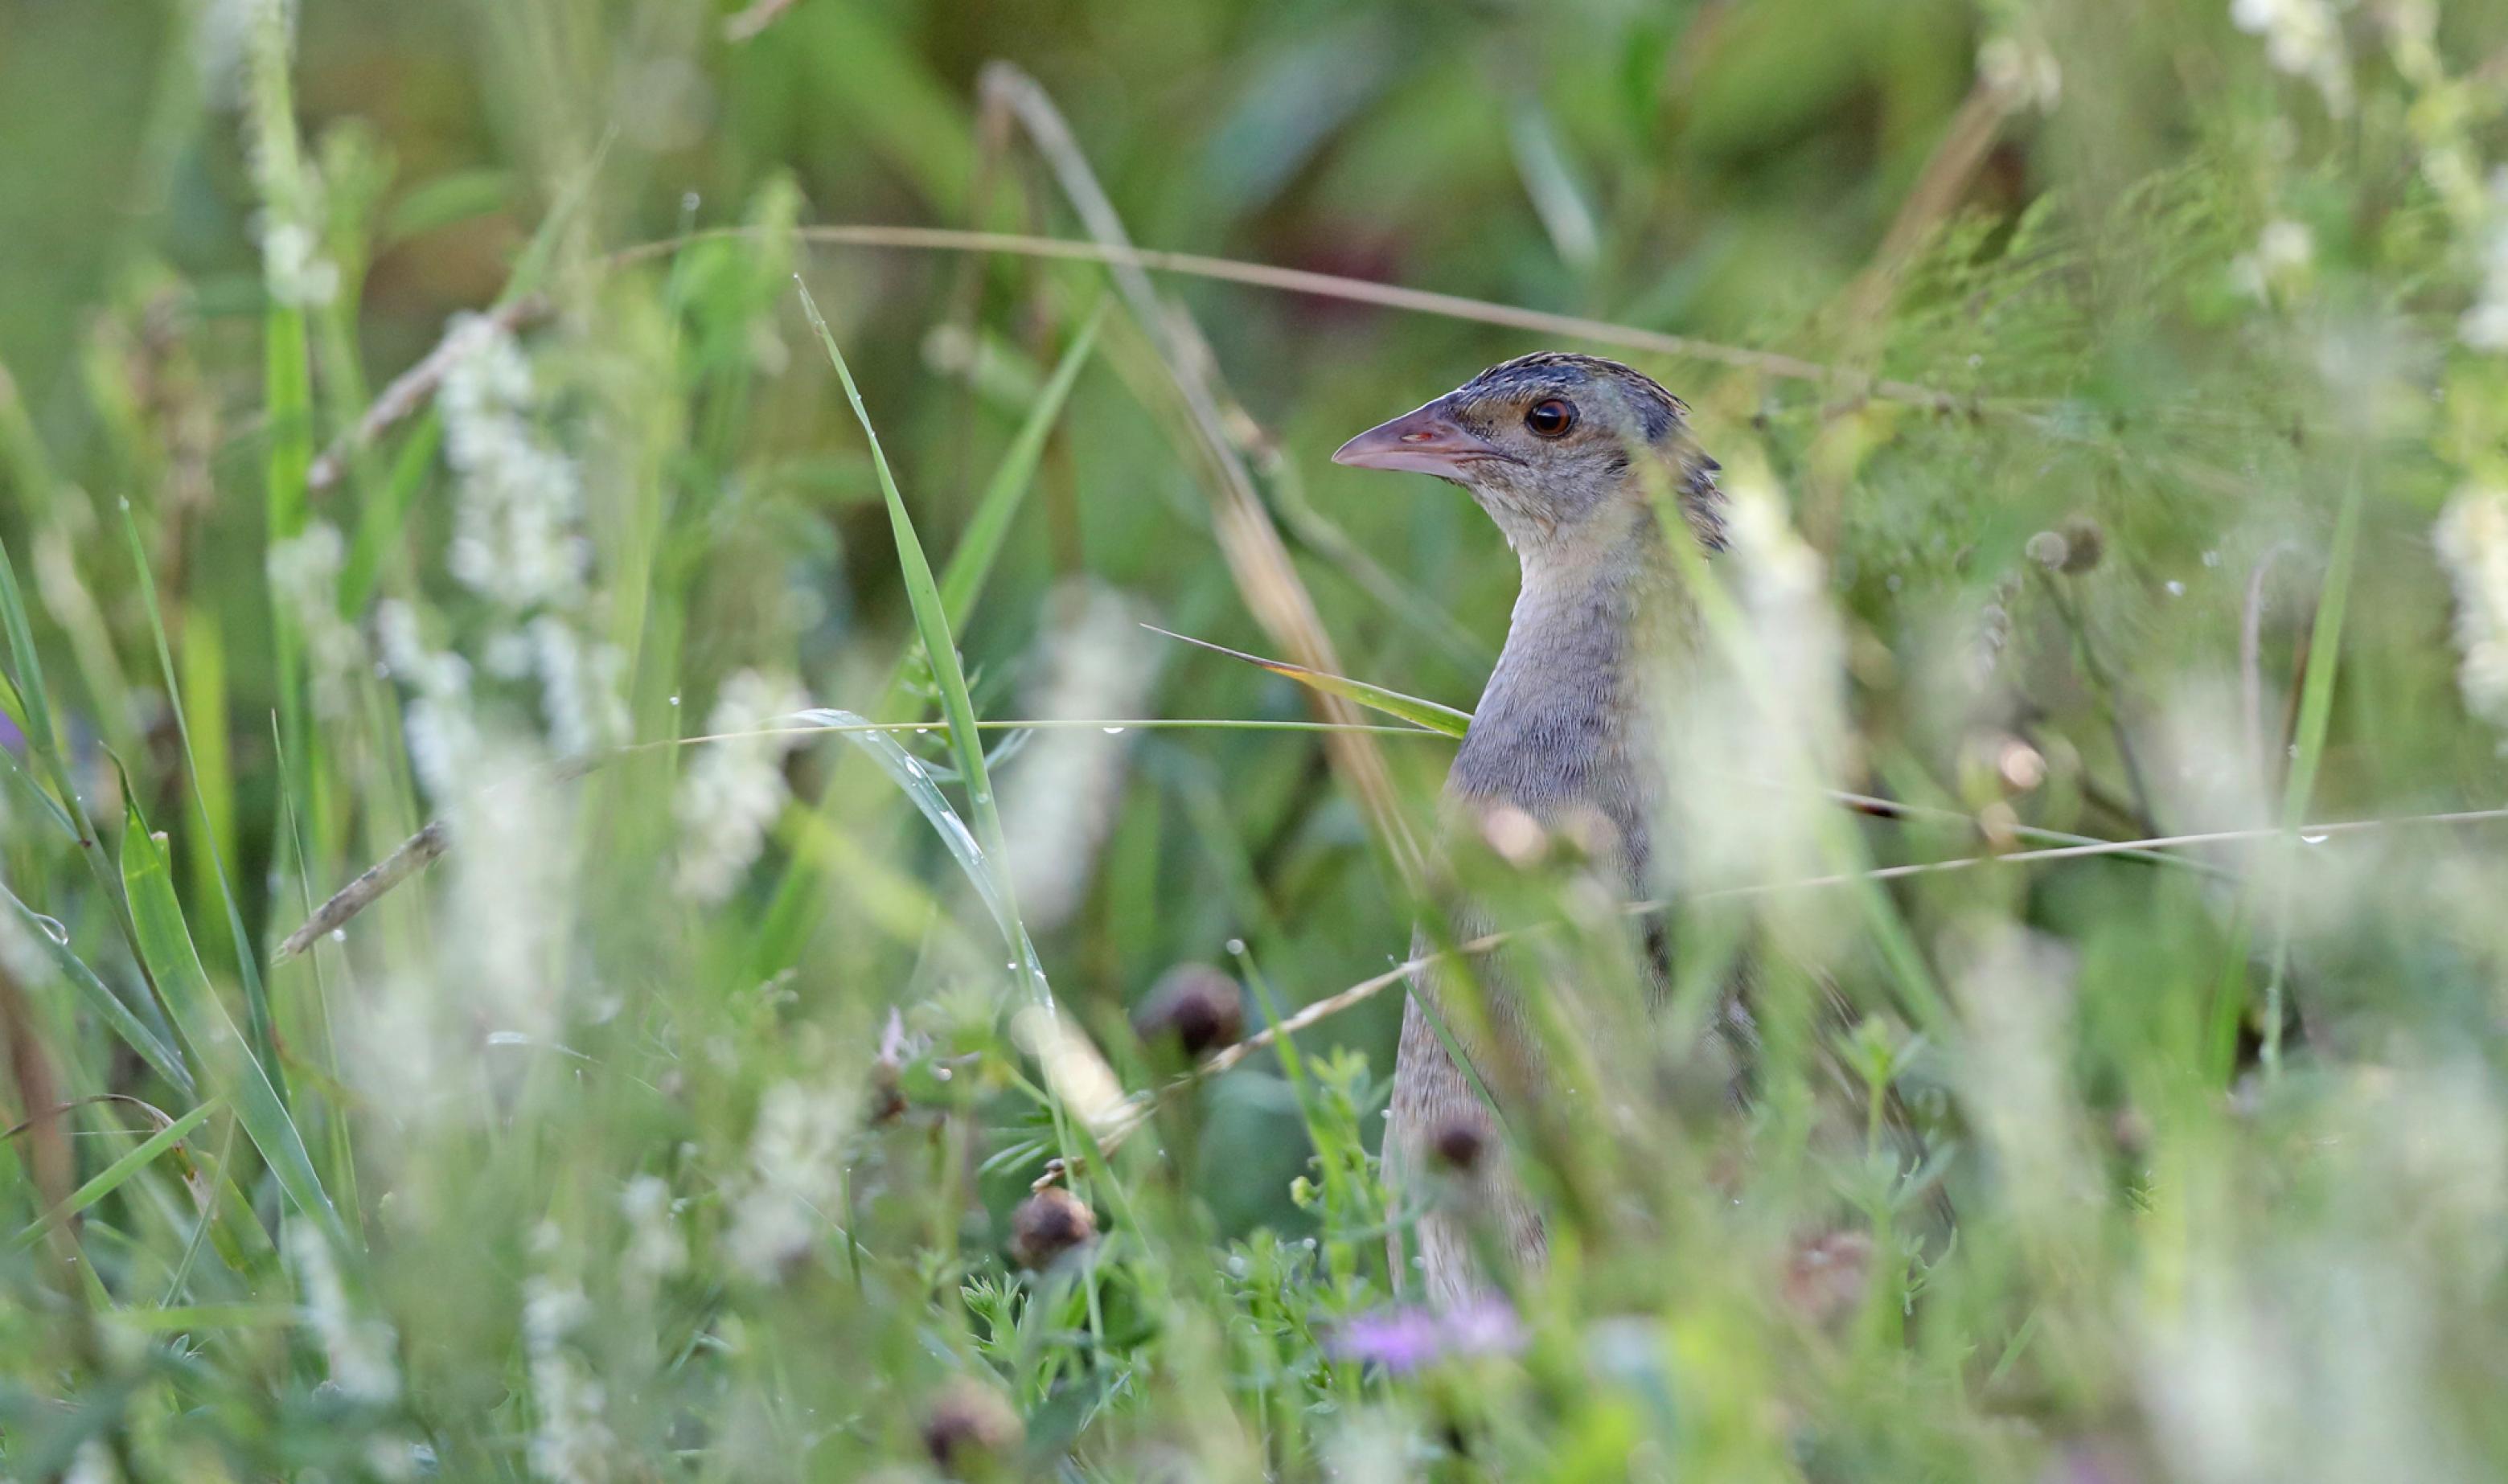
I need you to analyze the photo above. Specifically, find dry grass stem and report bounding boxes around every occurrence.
[306,294,548,494]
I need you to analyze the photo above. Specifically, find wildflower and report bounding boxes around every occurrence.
[376,600,482,804]
[2434,487,2508,734]
[2230,0,2353,116]
[723,1076,852,1280]
[523,1277,612,1483]
[267,521,367,720]
[261,219,340,309]
[2231,219,2316,301]
[439,314,590,613]
[64,1438,121,1484]
[529,615,629,759]
[672,669,811,904]
[290,1220,400,1404]
[997,580,1158,930]
[1007,1187,1097,1269]
[1328,1297,1527,1372]
[1666,453,1848,933]
[2460,172,2508,352]
[1130,963,1244,1060]
[620,1175,687,1281]
[449,736,573,1043]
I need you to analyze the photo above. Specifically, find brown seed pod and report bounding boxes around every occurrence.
[1131,963,1245,1060]
[921,1377,1023,1474]
[1008,1187,1098,1269]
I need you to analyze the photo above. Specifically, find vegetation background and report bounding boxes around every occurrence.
[4,0,2508,1478]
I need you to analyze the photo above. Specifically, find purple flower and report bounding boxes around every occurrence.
[1328,1299,1526,1373]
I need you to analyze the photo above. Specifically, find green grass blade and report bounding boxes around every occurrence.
[789,707,1018,945]
[936,303,1104,629]
[0,532,144,961]
[795,281,1034,971]
[2210,454,2367,1080]
[120,506,286,1089]
[795,279,1090,1184]
[13,1097,220,1251]
[1140,625,1471,737]
[339,413,441,613]
[761,302,1106,964]
[0,715,77,838]
[118,806,343,1248]
[0,880,194,1096]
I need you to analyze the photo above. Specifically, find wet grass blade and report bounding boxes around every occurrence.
[1140,625,1470,738]
[0,532,145,962]
[789,707,1018,946]
[795,281,1036,979]
[795,280,1090,1183]
[119,805,343,1248]
[0,880,193,1096]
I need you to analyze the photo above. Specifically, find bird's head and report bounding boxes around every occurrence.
[1332,352,1724,557]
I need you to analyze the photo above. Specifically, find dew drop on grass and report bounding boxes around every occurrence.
[2166,580,2186,596]
[1225,938,1246,956]
[668,695,680,707]
[2301,833,2329,844]
[31,912,68,945]
[1102,726,1127,735]
[330,928,347,942]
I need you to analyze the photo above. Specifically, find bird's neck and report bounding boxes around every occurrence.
[1448,534,1692,879]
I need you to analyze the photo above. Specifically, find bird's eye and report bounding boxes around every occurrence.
[1525,399,1576,438]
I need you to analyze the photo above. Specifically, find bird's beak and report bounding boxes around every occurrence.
[1331,400,1505,479]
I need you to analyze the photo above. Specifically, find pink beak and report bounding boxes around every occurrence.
[1331,401,1509,479]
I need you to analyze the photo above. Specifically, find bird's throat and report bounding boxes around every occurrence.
[1447,544,1689,886]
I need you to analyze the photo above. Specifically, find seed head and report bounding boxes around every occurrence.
[921,1378,1023,1474]
[1131,964,1244,1060]
[1008,1187,1097,1269]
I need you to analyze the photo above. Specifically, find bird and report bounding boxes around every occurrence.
[1332,351,1726,1306]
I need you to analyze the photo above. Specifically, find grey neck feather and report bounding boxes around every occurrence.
[1447,524,1689,889]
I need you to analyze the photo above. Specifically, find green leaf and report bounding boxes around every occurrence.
[118,807,342,1247]
[13,1097,220,1251]
[1140,625,1471,737]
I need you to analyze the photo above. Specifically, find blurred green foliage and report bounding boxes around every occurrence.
[4,0,2508,1478]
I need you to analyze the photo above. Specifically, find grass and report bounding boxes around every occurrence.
[3,1,2508,1479]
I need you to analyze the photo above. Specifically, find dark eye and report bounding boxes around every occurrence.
[1525,399,1576,438]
